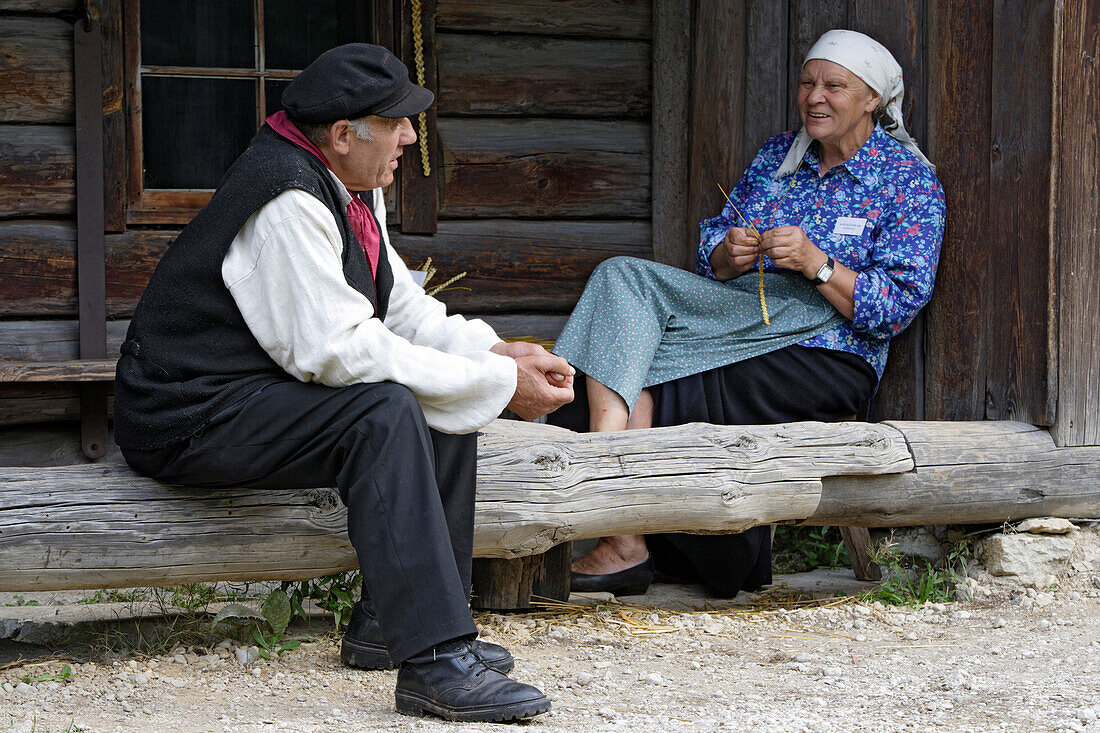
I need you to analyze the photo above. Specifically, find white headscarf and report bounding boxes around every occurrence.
[775,29,934,178]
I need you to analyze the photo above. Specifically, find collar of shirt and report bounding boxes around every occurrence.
[801,122,890,187]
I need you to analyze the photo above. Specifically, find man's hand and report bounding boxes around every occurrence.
[758,225,827,279]
[709,226,761,281]
[506,352,575,420]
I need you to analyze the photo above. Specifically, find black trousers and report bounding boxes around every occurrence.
[550,344,877,597]
[123,380,479,663]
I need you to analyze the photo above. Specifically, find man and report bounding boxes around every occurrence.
[113,44,574,723]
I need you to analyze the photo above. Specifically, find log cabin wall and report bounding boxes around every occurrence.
[683,0,1062,427]
[0,0,656,436]
[0,0,1097,452]
[390,0,654,321]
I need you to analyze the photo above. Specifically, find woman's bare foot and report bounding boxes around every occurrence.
[571,535,649,575]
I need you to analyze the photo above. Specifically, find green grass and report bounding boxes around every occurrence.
[772,525,851,573]
[860,537,971,607]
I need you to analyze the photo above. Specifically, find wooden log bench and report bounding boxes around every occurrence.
[3,419,1100,609]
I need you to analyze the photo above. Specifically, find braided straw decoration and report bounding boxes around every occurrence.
[410,0,431,176]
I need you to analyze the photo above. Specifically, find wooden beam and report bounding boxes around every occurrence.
[0,359,115,383]
[435,0,651,40]
[0,126,75,218]
[436,34,650,119]
[12,418,1100,592]
[437,119,650,219]
[1052,0,1100,446]
[649,0,692,267]
[0,17,74,124]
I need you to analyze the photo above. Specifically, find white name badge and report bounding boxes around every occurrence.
[833,217,868,236]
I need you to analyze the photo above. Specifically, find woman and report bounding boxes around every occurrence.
[550,30,945,597]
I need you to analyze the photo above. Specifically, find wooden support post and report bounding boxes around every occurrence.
[838,526,882,582]
[470,542,572,611]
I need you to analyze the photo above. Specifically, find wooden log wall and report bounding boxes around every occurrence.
[0,0,655,428]
[1052,0,1100,447]
[0,1,1095,445]
[685,1,1060,427]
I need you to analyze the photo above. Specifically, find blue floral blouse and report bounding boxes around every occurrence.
[697,124,946,379]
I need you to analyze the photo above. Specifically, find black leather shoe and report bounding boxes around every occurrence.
[571,556,654,595]
[395,638,550,722]
[341,601,513,673]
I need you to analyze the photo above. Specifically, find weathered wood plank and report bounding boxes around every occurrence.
[435,0,651,39]
[686,2,746,245]
[438,119,651,219]
[0,0,75,10]
[0,126,75,217]
[0,423,123,467]
[986,0,1055,425]
[0,17,73,124]
[786,0,846,129]
[0,359,115,382]
[0,384,106,425]
[0,419,914,590]
[436,33,649,119]
[811,421,1100,526]
[0,320,128,361]
[1052,0,1100,446]
[0,221,170,317]
[0,220,645,317]
[93,0,128,232]
[923,0,993,422]
[399,0,439,233]
[743,0,788,161]
[650,0,692,267]
[390,220,650,313]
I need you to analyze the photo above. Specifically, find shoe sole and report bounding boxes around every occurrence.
[341,636,396,671]
[342,637,515,674]
[395,690,550,722]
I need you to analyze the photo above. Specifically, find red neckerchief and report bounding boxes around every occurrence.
[265,111,380,276]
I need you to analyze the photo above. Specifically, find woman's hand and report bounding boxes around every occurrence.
[758,226,828,279]
[709,227,761,281]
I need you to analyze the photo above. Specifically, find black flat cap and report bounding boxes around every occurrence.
[281,43,434,123]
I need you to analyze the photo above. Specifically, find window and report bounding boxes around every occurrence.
[125,0,379,225]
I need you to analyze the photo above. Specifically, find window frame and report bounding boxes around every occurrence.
[121,0,390,226]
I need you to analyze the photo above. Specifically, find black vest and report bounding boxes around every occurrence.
[114,126,394,449]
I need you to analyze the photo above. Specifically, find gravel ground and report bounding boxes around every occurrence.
[3,529,1099,733]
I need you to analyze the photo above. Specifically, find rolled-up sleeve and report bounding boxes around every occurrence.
[851,185,945,339]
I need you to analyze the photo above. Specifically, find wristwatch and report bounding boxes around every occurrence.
[812,256,836,285]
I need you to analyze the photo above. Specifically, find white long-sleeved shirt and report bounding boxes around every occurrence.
[222,176,517,433]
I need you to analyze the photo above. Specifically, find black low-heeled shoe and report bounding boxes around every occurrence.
[570,556,654,595]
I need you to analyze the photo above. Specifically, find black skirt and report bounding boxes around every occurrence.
[550,344,877,598]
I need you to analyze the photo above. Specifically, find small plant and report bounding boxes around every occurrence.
[861,536,971,607]
[20,664,74,685]
[4,594,40,607]
[78,589,143,605]
[211,588,302,659]
[772,525,851,573]
[282,572,361,631]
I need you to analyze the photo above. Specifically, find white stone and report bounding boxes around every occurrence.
[14,682,32,694]
[576,673,594,686]
[235,648,250,665]
[644,673,663,685]
[1015,518,1076,534]
[131,673,148,685]
[977,533,1075,581]
[1077,708,1098,722]
[992,618,1006,629]
[822,667,843,678]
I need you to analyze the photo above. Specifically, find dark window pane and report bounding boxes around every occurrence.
[264,0,372,70]
[142,76,257,189]
[264,79,293,118]
[264,0,338,70]
[142,0,254,68]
